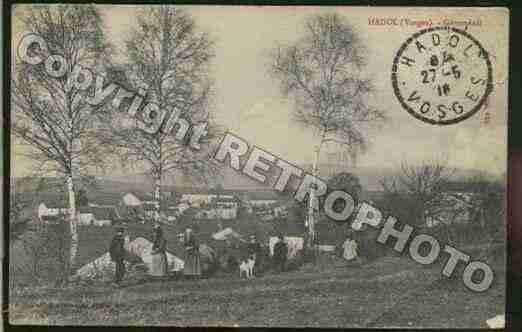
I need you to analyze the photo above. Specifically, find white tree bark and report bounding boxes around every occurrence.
[154,176,161,222]
[67,175,78,270]
[306,142,322,249]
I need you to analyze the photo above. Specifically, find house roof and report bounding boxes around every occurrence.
[79,206,117,220]
[123,191,152,201]
[180,188,238,196]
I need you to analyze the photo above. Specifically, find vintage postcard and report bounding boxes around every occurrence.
[7,4,508,328]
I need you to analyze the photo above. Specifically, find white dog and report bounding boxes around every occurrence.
[239,255,256,279]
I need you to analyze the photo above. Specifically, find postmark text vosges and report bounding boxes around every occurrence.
[391,26,493,125]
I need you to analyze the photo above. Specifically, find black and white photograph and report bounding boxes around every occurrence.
[6,4,509,328]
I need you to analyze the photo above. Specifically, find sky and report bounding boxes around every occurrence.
[11,6,509,178]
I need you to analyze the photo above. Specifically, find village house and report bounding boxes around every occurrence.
[37,202,68,221]
[117,190,183,223]
[248,190,282,207]
[180,192,235,207]
[78,206,119,227]
[215,196,239,208]
[195,206,238,220]
[38,200,118,226]
[250,199,278,207]
[245,191,284,218]
[180,193,214,207]
[122,192,147,207]
[193,195,240,220]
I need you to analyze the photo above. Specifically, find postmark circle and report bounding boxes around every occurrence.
[391,26,493,125]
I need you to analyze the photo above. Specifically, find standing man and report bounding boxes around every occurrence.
[184,228,202,279]
[110,227,126,285]
[273,234,288,273]
[247,234,262,276]
[150,224,168,280]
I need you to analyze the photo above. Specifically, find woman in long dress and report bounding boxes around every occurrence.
[183,228,201,279]
[150,225,168,279]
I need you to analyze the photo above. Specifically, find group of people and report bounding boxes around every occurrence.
[109,226,293,285]
[109,225,202,285]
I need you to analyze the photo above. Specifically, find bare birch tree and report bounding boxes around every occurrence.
[104,6,218,220]
[269,13,385,247]
[11,5,112,273]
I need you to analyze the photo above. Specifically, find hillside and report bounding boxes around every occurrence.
[12,164,502,195]
[9,244,505,327]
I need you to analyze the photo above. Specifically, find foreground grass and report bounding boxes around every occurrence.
[8,253,505,328]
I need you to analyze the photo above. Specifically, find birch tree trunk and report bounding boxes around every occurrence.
[154,176,161,222]
[306,142,322,249]
[67,175,78,272]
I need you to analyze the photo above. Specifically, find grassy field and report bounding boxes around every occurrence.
[8,245,505,328]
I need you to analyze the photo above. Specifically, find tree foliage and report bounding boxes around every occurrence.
[12,4,112,176]
[327,172,362,202]
[104,6,220,197]
[269,13,385,164]
[461,176,505,233]
[380,161,453,227]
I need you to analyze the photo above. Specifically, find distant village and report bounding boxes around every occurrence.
[37,189,290,227]
[34,186,483,230]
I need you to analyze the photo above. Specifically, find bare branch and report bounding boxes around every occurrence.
[268,13,386,166]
